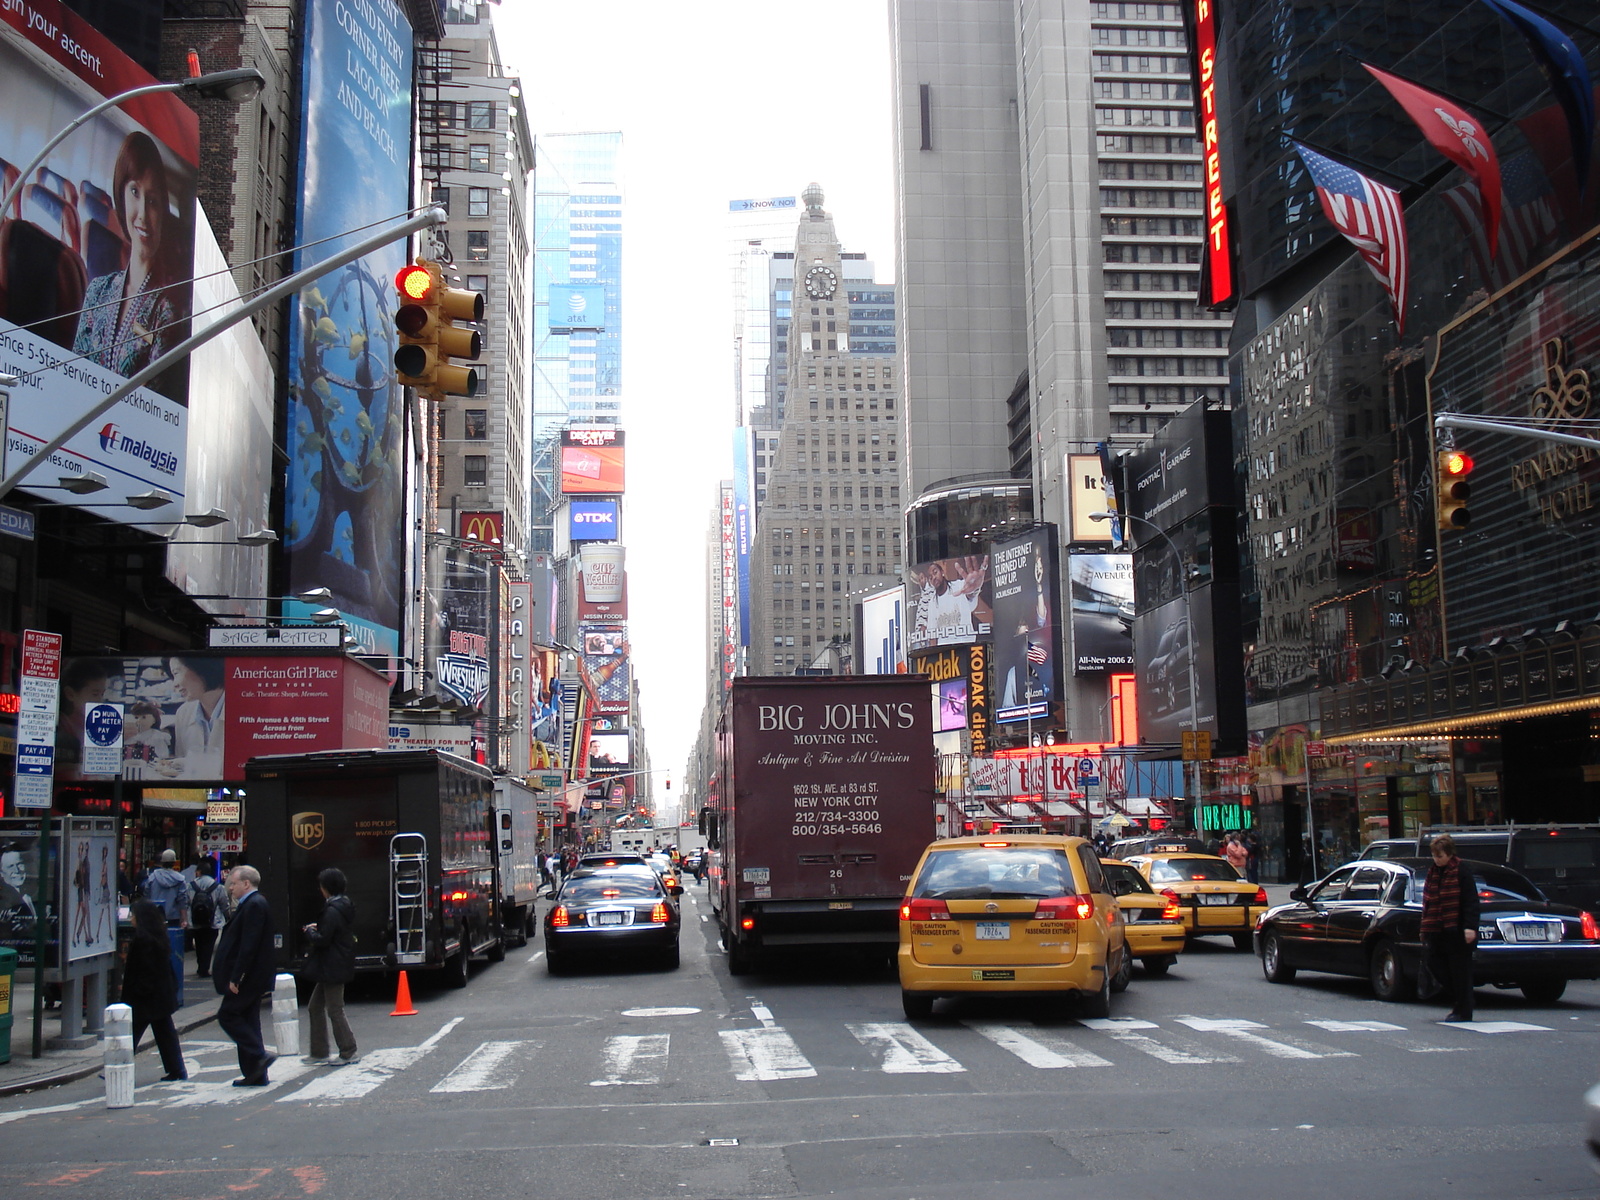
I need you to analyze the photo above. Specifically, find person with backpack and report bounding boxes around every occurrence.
[189,858,223,978]
[300,867,358,1067]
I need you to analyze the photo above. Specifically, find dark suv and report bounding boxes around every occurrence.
[1360,826,1600,915]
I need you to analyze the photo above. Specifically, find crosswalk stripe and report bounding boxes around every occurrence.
[433,1040,535,1093]
[279,1046,432,1103]
[591,1034,670,1086]
[167,1057,319,1107]
[847,1022,965,1074]
[962,1020,1111,1068]
[1173,1016,1345,1060]
[719,1027,817,1080]
[1305,1020,1406,1033]
[1078,1016,1236,1064]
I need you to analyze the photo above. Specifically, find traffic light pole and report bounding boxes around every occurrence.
[1435,413,1600,451]
[0,205,448,501]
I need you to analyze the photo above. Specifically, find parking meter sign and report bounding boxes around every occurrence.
[82,701,124,775]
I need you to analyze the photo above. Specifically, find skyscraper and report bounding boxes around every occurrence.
[747,186,905,675]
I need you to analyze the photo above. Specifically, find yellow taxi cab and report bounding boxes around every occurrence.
[897,834,1126,1021]
[1100,857,1186,976]
[1121,846,1268,950]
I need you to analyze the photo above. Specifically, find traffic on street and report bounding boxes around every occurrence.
[1,881,1596,1200]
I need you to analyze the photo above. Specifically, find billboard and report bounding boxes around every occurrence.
[936,678,968,732]
[428,542,492,709]
[1067,454,1117,543]
[1069,553,1134,673]
[906,556,992,650]
[719,481,737,687]
[283,0,412,669]
[568,500,619,542]
[733,427,753,646]
[548,283,607,333]
[859,585,907,674]
[560,427,625,494]
[910,642,990,754]
[529,648,562,757]
[990,527,1063,724]
[728,196,798,213]
[0,0,196,520]
[580,627,631,716]
[388,721,473,756]
[589,730,630,772]
[459,510,504,545]
[54,654,385,783]
[1123,405,1233,533]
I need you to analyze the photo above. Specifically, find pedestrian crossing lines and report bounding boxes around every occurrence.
[0,1010,1562,1123]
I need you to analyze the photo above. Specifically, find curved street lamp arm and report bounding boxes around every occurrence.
[0,206,446,502]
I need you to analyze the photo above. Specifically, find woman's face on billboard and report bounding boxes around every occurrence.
[122,170,164,263]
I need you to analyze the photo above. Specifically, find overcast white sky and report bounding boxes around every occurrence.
[493,2,897,805]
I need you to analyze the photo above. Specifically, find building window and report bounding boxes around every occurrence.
[430,186,449,214]
[468,187,491,217]
[466,230,490,261]
[467,100,495,130]
[465,410,487,439]
[468,144,492,172]
[466,274,489,300]
[422,143,453,171]
[423,100,456,128]
[464,456,487,486]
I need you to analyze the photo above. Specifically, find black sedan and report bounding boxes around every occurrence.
[545,867,681,972]
[1255,857,1600,1004]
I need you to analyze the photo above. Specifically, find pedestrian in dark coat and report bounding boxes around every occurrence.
[300,867,358,1066]
[1422,833,1482,1023]
[123,899,187,1081]
[213,865,278,1085]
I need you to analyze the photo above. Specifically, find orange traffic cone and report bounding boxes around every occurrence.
[390,969,418,1017]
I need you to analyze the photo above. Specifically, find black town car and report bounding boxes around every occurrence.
[1255,858,1600,1004]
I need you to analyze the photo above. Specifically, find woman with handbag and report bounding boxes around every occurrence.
[122,899,187,1081]
[300,867,359,1066]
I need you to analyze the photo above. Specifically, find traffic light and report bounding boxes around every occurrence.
[1436,448,1474,531]
[392,259,484,401]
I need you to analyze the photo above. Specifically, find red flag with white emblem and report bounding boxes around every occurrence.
[1363,63,1502,257]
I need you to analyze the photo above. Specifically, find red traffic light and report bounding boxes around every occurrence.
[395,264,433,301]
[1440,449,1474,477]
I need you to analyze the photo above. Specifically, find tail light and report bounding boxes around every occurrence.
[740,916,755,930]
[662,875,678,889]
[650,902,670,924]
[1034,895,1094,921]
[1161,897,1181,921]
[901,897,952,921]
[601,888,621,898]
[1582,911,1600,941]
[1253,887,1269,905]
[1160,888,1181,905]
[550,905,570,928]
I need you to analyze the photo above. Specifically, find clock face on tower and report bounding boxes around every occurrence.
[804,265,839,300]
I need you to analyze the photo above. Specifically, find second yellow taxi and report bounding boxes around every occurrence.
[1100,857,1186,975]
[898,834,1127,1020]
[1120,846,1268,950]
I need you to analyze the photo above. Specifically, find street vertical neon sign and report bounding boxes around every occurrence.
[1194,0,1234,306]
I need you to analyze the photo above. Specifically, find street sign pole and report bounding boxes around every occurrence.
[16,629,62,1058]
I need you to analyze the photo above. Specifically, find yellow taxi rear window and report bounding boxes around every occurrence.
[1148,859,1242,883]
[913,847,1074,900]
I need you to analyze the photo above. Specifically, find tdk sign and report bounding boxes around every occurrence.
[98,422,179,476]
[569,500,619,541]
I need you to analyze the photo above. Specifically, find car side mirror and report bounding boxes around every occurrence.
[1289,886,1308,902]
[670,884,683,896]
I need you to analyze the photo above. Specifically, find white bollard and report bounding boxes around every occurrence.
[103,1003,134,1109]
[270,973,299,1057]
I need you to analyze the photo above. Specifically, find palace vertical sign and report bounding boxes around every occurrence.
[1194,0,1234,307]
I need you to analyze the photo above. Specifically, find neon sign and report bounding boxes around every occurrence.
[1194,0,1234,307]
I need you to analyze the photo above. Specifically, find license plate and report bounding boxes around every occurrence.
[975,921,1011,940]
[1200,894,1239,906]
[594,910,628,926]
[1507,922,1558,942]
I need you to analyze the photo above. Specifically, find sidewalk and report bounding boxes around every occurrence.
[0,945,220,1098]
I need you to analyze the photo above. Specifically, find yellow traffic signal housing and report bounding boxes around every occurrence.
[392,260,485,400]
[1436,448,1474,531]
[394,262,441,390]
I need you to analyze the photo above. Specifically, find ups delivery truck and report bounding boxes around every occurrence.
[703,676,936,973]
[245,748,504,986]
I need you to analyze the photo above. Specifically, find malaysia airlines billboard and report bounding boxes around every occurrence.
[0,0,196,520]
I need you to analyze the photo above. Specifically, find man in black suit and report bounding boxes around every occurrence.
[213,865,278,1086]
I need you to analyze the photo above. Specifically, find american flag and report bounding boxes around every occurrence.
[1441,150,1561,293]
[1294,142,1411,332]
[1026,642,1049,665]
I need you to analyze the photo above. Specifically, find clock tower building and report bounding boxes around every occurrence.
[748,185,904,674]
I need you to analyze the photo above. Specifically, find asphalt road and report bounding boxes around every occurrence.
[1,886,1597,1200]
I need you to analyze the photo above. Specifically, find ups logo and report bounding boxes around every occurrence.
[291,812,325,851]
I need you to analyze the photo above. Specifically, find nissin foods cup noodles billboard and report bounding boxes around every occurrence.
[568,500,619,542]
[561,427,625,494]
[579,543,625,605]
[0,0,196,518]
[283,0,413,669]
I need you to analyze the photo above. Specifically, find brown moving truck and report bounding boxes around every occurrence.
[703,676,936,974]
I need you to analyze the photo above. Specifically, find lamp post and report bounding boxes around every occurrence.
[1090,511,1200,821]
